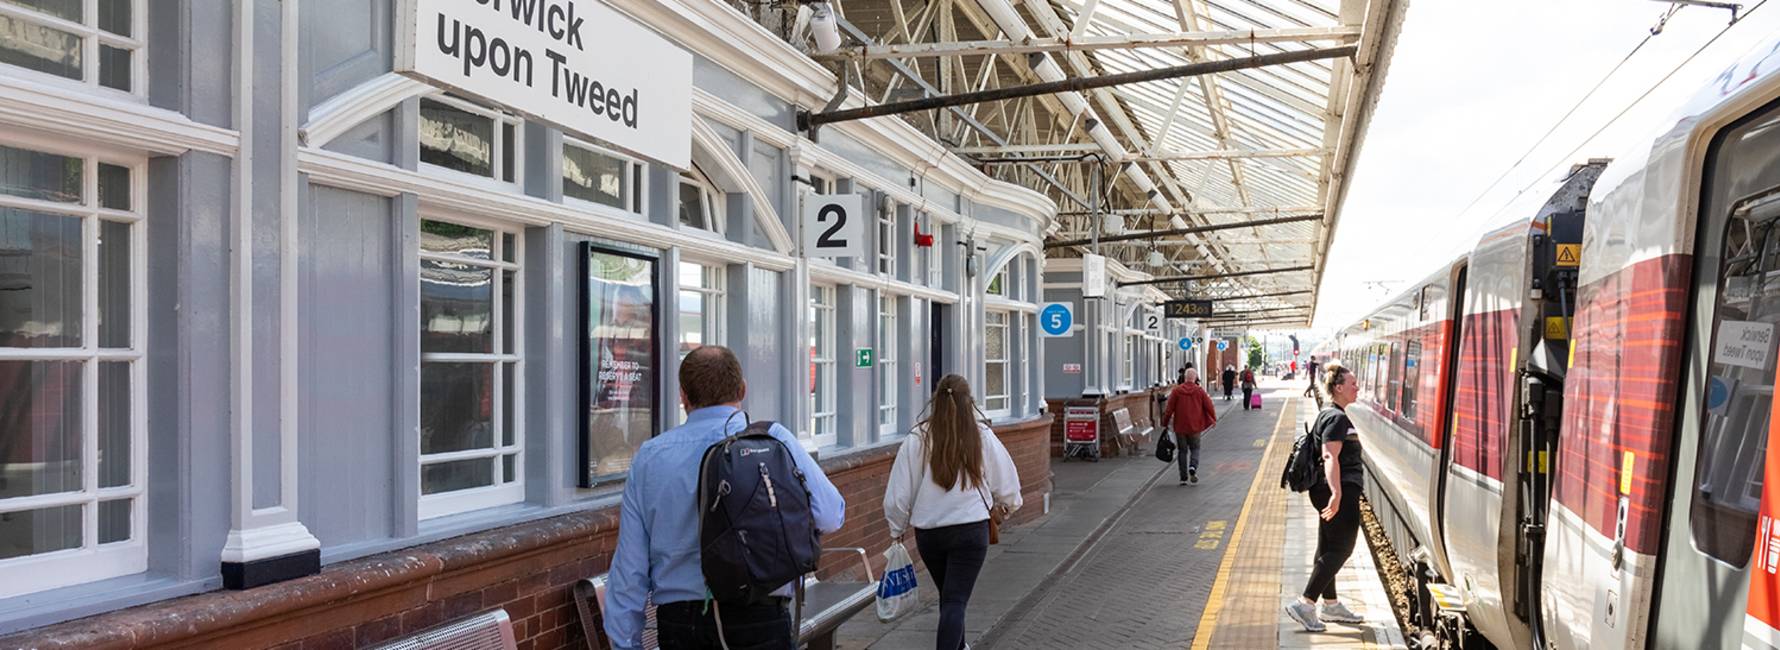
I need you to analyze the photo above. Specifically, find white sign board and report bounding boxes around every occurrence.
[1082,253,1107,298]
[1144,310,1162,334]
[802,194,866,259]
[1716,320,1775,371]
[396,0,693,168]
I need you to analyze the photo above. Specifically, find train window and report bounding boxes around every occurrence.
[1403,339,1421,424]
[1387,340,1402,411]
[1693,187,1780,566]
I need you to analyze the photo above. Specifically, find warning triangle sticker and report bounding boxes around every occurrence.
[1555,244,1580,267]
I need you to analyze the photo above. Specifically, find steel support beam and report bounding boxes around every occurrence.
[1119,264,1315,287]
[815,27,1362,61]
[831,17,1094,211]
[1056,205,1322,216]
[800,46,1357,129]
[1045,213,1322,249]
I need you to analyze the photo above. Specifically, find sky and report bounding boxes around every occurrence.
[1311,0,1780,329]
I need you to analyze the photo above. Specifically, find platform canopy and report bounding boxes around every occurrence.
[778,0,1406,327]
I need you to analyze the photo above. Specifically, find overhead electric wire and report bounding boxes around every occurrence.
[1446,6,1676,223]
[1481,0,1768,222]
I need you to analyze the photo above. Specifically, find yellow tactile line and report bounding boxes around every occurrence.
[1188,397,1294,650]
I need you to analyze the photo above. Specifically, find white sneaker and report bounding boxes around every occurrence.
[1320,601,1364,624]
[1285,600,1326,632]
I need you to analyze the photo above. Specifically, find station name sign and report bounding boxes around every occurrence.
[1162,300,1214,318]
[396,0,692,169]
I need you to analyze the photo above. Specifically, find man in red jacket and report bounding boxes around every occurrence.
[1163,368,1219,485]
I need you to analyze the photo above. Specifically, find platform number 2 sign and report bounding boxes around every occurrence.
[1144,312,1162,333]
[802,194,866,259]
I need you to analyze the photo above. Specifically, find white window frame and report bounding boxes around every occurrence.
[0,135,147,599]
[0,0,147,98]
[418,217,525,520]
[877,199,895,276]
[808,284,836,447]
[677,259,726,358]
[417,95,524,191]
[986,268,1008,297]
[878,293,898,436]
[677,165,724,235]
[1121,333,1137,390]
[562,138,645,215]
[983,310,1010,416]
[1020,313,1032,413]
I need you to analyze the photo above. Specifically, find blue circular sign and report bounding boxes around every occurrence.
[1707,376,1731,411]
[1217,339,1229,351]
[1178,337,1195,351]
[1040,303,1074,336]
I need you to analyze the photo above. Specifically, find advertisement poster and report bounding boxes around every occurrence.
[580,244,659,486]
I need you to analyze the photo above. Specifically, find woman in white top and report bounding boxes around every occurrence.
[883,374,1022,650]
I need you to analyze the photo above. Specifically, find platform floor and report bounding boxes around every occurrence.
[837,379,1404,649]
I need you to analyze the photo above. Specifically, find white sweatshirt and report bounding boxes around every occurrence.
[883,424,1024,539]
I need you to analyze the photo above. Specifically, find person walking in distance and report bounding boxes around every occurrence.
[884,374,1022,650]
[1221,365,1238,401]
[1162,368,1218,485]
[1284,364,1367,632]
[1303,356,1322,399]
[1240,366,1257,410]
[605,346,846,650]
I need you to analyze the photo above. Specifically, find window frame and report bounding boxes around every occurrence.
[878,293,898,436]
[0,0,147,97]
[877,198,895,276]
[417,95,524,191]
[677,165,724,235]
[676,259,726,359]
[807,284,837,447]
[983,310,1010,416]
[417,216,526,520]
[562,138,645,215]
[0,135,147,599]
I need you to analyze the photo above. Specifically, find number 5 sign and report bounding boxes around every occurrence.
[802,194,866,259]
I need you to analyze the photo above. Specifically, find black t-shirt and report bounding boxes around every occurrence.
[1314,406,1364,487]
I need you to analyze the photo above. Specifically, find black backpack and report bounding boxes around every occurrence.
[698,416,820,605]
[1280,418,1328,493]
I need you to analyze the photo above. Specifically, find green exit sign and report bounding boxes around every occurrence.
[856,348,875,368]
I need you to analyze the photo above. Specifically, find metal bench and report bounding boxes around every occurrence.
[1111,407,1140,456]
[577,548,876,650]
[368,609,517,650]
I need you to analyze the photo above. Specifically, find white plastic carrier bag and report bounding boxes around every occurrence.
[876,541,919,622]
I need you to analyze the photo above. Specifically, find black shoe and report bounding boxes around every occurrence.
[1189,468,1198,484]
[1179,479,1189,486]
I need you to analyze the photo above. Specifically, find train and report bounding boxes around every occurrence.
[1318,36,1780,649]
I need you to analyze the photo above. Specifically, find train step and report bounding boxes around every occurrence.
[1424,582,1469,614]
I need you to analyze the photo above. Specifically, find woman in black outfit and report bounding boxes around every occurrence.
[1220,365,1237,400]
[1284,363,1367,632]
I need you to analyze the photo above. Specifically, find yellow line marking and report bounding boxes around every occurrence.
[1189,401,1292,650]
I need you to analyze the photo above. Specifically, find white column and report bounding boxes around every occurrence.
[221,0,319,587]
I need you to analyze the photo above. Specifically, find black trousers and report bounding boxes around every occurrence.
[657,598,794,650]
[1241,386,1255,409]
[1222,381,1235,399]
[1303,483,1363,601]
[915,521,990,650]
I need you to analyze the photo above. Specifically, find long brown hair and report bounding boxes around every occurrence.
[917,374,985,491]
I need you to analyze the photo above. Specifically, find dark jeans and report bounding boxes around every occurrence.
[1222,381,1235,399]
[657,598,794,650]
[1242,386,1255,409]
[1302,483,1362,601]
[1175,431,1202,479]
[915,521,990,650]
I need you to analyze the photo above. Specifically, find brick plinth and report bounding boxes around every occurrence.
[0,417,1059,650]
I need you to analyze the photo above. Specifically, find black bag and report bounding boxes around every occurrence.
[698,416,820,605]
[1155,429,1176,463]
[1280,419,1327,493]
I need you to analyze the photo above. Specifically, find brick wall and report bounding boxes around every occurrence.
[1,417,1058,650]
[1045,390,1164,458]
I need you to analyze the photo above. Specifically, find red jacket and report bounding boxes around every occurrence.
[1163,382,1218,437]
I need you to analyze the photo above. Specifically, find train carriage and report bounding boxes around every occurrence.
[1323,36,1780,649]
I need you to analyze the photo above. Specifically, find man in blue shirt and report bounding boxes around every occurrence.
[604,346,846,649]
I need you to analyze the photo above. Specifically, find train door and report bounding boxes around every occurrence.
[1516,207,1585,646]
[1651,99,1780,650]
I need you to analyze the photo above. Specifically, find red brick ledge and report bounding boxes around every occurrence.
[1,504,624,649]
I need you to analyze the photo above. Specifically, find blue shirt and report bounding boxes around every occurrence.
[603,406,846,649]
